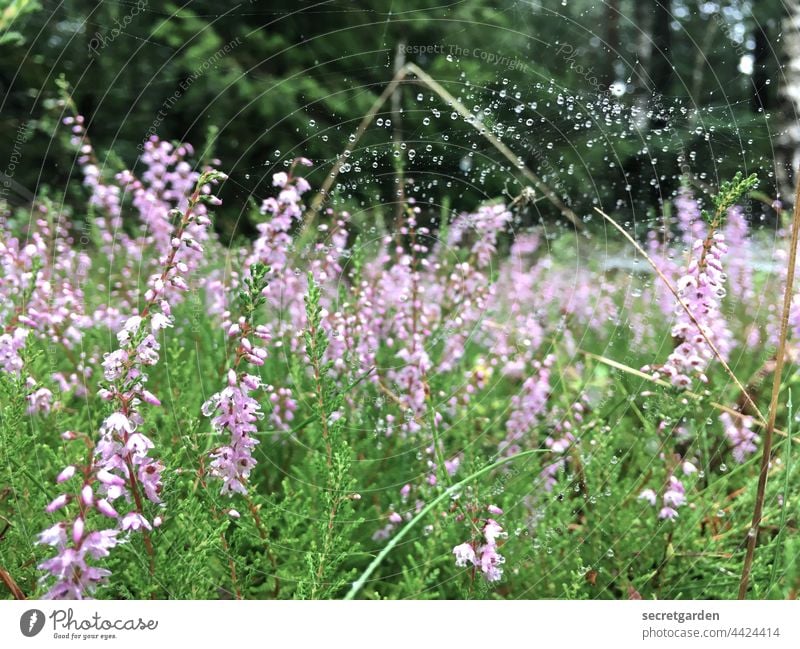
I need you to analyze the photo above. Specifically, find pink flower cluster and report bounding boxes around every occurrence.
[453,511,507,582]
[244,159,313,335]
[639,467,694,521]
[36,168,223,599]
[204,369,263,496]
[501,355,554,456]
[37,433,121,599]
[719,412,759,463]
[647,230,732,388]
[203,313,272,496]
[0,202,92,412]
[540,396,588,490]
[69,111,218,328]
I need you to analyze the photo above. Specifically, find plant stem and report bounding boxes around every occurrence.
[594,206,765,424]
[738,176,800,598]
[0,566,25,599]
[767,395,793,597]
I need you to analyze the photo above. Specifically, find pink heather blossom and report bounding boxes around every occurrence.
[453,542,477,567]
[36,164,222,599]
[121,512,153,532]
[638,489,658,506]
[56,466,77,484]
[720,413,759,463]
[647,230,732,388]
[659,506,679,521]
[662,476,686,508]
[0,204,95,412]
[205,292,274,496]
[27,385,53,414]
[205,382,262,496]
[641,473,689,521]
[245,164,313,334]
[675,187,706,245]
[36,432,125,599]
[453,517,507,583]
[96,500,118,519]
[0,206,92,349]
[37,527,118,600]
[0,328,29,374]
[723,206,754,303]
[46,494,69,513]
[501,355,554,456]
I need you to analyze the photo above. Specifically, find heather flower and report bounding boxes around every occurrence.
[675,187,706,245]
[121,512,153,532]
[478,542,505,582]
[647,231,732,388]
[659,506,679,521]
[36,167,223,599]
[500,355,553,455]
[641,473,689,521]
[102,350,128,381]
[662,476,686,508]
[720,413,759,463]
[723,206,753,303]
[205,265,272,497]
[36,434,124,599]
[453,542,477,567]
[206,383,262,496]
[453,516,507,583]
[682,461,698,475]
[638,489,658,506]
[0,328,29,374]
[27,385,53,414]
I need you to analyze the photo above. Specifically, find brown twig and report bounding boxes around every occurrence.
[737,175,800,599]
[219,533,242,600]
[0,566,25,599]
[244,495,280,598]
[306,63,582,231]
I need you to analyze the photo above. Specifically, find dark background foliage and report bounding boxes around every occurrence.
[0,0,791,237]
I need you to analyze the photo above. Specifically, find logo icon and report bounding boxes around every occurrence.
[20,609,45,637]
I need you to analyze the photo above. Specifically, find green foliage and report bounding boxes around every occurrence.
[0,2,798,601]
[704,172,760,226]
[238,263,269,320]
[1,235,798,600]
[296,274,360,599]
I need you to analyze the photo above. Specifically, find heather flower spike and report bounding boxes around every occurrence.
[646,173,758,389]
[36,167,223,599]
[204,263,271,496]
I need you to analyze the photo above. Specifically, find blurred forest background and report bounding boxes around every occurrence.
[1,0,798,239]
